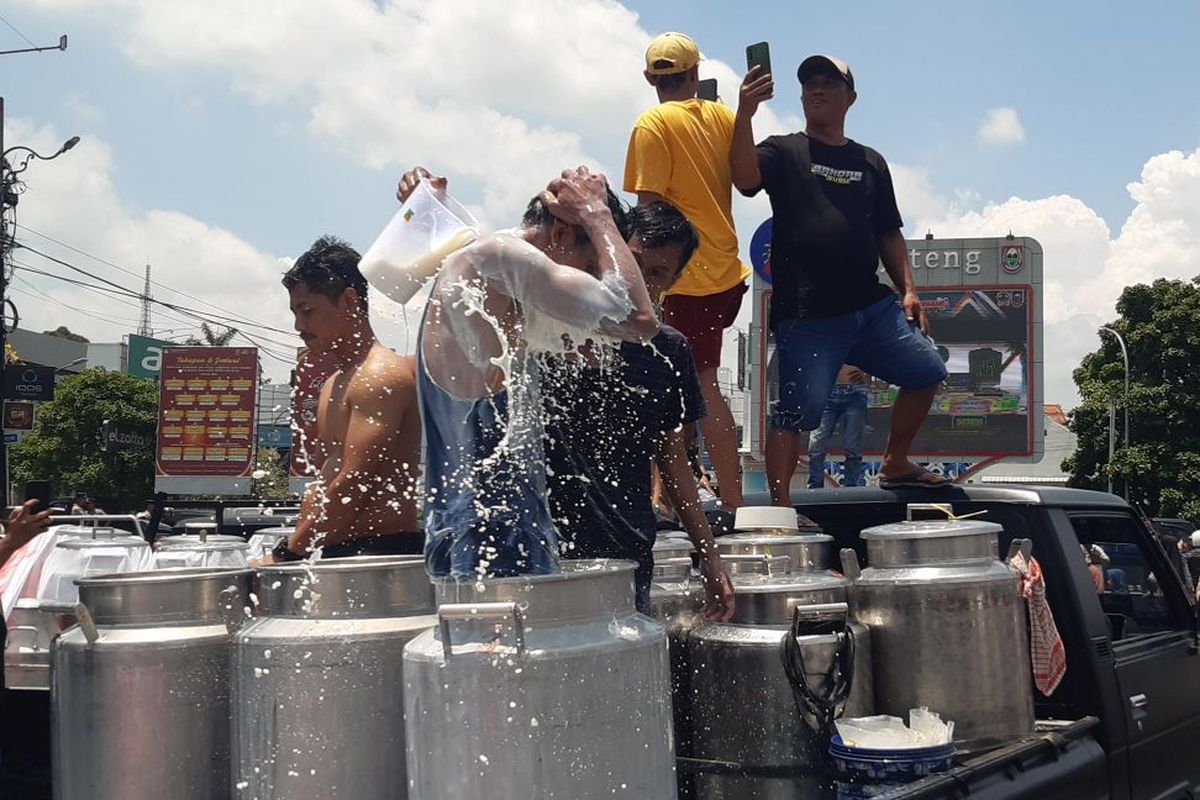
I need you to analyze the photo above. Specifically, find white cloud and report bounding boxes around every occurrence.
[977,107,1026,145]
[26,0,796,226]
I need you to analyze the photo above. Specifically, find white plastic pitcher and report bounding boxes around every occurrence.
[359,180,480,305]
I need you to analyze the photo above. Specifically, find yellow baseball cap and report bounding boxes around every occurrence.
[645,32,701,75]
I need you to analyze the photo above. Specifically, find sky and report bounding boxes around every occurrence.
[3,0,1200,410]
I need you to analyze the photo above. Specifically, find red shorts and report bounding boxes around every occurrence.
[662,282,747,370]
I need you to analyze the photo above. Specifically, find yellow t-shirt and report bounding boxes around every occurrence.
[623,99,750,298]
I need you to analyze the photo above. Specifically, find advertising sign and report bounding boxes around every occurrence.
[100,420,155,452]
[3,401,35,431]
[748,236,1044,471]
[3,364,55,402]
[154,347,259,495]
[127,334,175,380]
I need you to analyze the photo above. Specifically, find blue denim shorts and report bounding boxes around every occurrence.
[771,295,948,433]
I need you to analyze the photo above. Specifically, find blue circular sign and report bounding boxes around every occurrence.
[749,218,772,285]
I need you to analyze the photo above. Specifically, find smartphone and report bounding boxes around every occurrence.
[746,41,772,76]
[25,480,53,514]
[697,78,718,102]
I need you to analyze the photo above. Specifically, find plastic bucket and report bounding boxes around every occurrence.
[829,735,955,798]
[359,180,480,305]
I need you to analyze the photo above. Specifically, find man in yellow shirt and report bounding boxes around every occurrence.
[624,32,749,510]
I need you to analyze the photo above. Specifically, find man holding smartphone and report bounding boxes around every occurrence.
[624,31,749,511]
[730,54,949,503]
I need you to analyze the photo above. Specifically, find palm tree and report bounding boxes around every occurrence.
[184,323,238,347]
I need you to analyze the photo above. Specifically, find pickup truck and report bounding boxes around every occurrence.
[741,483,1200,800]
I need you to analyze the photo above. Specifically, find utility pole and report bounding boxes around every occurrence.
[138,264,153,336]
[1,96,80,503]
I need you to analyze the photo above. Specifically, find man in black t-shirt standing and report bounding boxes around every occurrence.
[730,54,949,504]
[544,202,733,622]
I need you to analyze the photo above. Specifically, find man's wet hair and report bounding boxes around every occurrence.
[522,185,632,241]
[628,201,699,270]
[282,235,369,311]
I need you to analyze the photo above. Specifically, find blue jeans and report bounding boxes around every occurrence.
[807,384,869,488]
[772,295,948,433]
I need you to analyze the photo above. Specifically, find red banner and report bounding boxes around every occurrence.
[289,348,337,477]
[156,347,259,479]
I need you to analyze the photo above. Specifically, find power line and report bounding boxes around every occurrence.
[13,262,294,365]
[0,12,37,48]
[11,259,299,356]
[15,242,297,339]
[10,274,144,327]
[15,223,292,335]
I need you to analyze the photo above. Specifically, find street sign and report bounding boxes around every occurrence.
[3,364,55,402]
[4,432,19,445]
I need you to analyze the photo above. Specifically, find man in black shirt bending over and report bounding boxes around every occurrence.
[731,54,949,505]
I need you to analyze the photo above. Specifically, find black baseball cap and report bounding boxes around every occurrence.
[797,54,855,91]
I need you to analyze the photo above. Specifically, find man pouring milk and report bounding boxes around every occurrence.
[369,166,660,579]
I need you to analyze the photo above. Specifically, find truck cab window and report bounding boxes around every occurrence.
[1071,514,1185,641]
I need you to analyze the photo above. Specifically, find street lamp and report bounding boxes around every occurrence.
[1,96,81,504]
[1099,326,1130,500]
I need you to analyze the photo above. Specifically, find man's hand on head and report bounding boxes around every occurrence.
[538,166,612,227]
[396,166,448,205]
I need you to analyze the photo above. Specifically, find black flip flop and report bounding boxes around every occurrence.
[879,467,952,490]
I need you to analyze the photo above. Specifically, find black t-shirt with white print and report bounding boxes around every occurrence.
[755,132,904,327]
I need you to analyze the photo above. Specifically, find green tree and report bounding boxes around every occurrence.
[250,447,291,500]
[42,325,89,343]
[1064,277,1200,521]
[11,369,158,511]
[184,323,238,346]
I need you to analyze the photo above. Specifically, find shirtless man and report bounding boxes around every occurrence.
[396,166,659,579]
[269,235,422,562]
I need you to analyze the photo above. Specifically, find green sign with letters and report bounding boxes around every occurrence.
[126,334,174,380]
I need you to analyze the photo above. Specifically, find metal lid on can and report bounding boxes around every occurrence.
[434,558,637,625]
[652,538,694,561]
[76,566,253,626]
[652,556,692,581]
[727,571,848,625]
[860,519,1002,567]
[157,534,249,550]
[718,533,834,572]
[257,554,432,618]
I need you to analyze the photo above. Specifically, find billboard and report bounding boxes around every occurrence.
[154,346,259,495]
[127,334,174,380]
[748,236,1044,471]
[3,401,35,431]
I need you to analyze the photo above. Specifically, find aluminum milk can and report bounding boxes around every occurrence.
[846,514,1034,745]
[404,559,676,800]
[689,570,873,799]
[52,566,253,799]
[232,555,434,799]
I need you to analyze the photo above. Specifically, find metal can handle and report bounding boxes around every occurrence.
[438,601,526,661]
[73,602,100,645]
[5,626,43,652]
[787,600,849,621]
[839,548,861,579]
[719,553,791,574]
